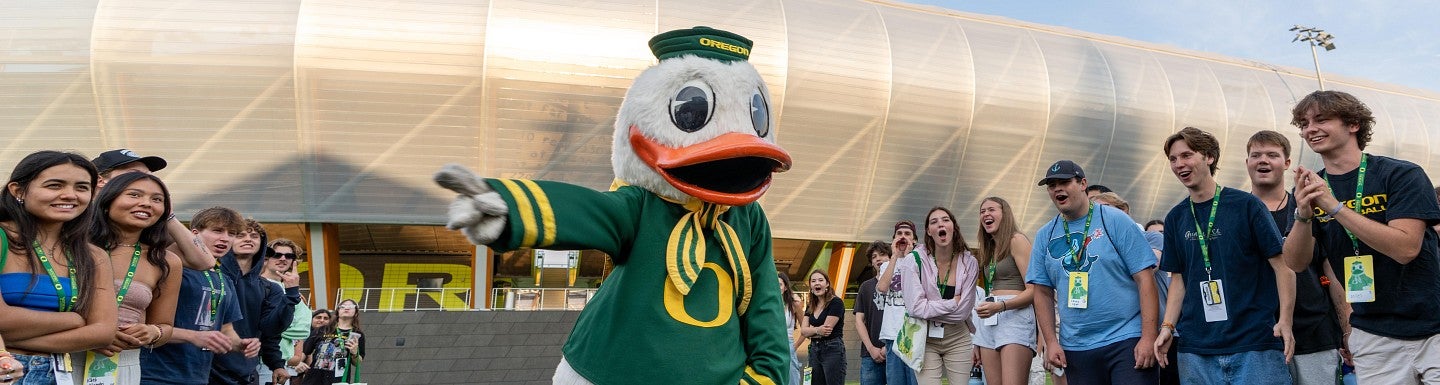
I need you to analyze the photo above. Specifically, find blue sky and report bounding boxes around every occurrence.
[908,0,1440,94]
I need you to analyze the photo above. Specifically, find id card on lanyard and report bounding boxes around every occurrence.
[1191,185,1228,322]
[84,244,142,384]
[1061,203,1095,309]
[1328,155,1377,303]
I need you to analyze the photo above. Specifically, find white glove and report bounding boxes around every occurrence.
[433,164,510,245]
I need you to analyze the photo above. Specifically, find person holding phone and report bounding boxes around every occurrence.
[299,299,364,385]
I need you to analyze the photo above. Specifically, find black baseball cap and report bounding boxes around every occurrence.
[92,149,167,174]
[1037,160,1085,185]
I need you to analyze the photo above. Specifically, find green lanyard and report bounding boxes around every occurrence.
[1188,184,1223,280]
[33,241,77,312]
[113,244,142,305]
[985,262,995,293]
[202,267,226,323]
[1324,154,1368,255]
[1061,203,1096,268]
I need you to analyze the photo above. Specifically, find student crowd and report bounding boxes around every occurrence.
[788,91,1440,385]
[0,149,366,385]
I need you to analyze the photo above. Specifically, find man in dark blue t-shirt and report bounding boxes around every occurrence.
[1284,90,1440,384]
[1154,127,1294,385]
[1246,130,1344,385]
[140,267,244,384]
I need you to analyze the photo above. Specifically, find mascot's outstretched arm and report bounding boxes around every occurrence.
[434,164,640,257]
[434,164,509,245]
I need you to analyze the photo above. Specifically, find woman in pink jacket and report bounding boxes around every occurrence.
[898,206,980,385]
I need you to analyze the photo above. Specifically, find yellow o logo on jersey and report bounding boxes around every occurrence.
[663,262,733,327]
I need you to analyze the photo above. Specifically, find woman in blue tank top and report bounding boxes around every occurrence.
[0,150,118,385]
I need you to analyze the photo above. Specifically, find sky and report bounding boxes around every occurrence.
[907,0,1440,95]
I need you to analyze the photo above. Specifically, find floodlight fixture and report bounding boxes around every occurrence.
[1291,25,1337,90]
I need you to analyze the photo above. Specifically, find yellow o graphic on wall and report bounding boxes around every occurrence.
[664,262,734,328]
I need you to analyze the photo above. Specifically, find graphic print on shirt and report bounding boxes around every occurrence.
[1313,193,1390,223]
[194,284,221,330]
[1044,227,1106,272]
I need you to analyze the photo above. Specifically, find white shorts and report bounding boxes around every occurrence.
[971,294,1037,351]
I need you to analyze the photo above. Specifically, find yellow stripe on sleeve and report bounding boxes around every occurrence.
[496,179,539,247]
[517,179,556,247]
[742,366,776,385]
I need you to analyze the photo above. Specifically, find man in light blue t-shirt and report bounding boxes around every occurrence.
[1028,160,1160,385]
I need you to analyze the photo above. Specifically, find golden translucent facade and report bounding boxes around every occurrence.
[3,0,1438,242]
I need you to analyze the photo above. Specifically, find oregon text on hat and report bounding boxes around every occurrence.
[648,26,754,62]
[698,37,749,57]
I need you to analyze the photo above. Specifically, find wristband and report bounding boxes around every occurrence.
[1294,208,1312,223]
[1330,202,1347,217]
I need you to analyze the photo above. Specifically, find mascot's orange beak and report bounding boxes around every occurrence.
[630,125,792,206]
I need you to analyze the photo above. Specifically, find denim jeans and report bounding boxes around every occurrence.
[859,346,886,385]
[11,353,56,385]
[883,340,919,385]
[808,338,846,385]
[1178,349,1291,385]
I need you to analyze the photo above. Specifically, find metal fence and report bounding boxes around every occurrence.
[333,287,473,312]
[491,288,598,311]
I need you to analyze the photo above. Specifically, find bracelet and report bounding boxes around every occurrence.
[1294,208,1312,223]
[1161,322,1176,331]
[1000,300,1007,311]
[149,324,164,347]
[1330,202,1347,217]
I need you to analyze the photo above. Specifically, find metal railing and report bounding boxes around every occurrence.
[333,287,473,312]
[492,288,598,311]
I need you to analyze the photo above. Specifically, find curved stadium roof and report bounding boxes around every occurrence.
[2,0,1436,241]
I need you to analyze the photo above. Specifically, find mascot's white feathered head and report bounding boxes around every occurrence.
[611,26,792,206]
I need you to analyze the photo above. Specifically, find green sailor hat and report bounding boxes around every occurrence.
[648,26,753,62]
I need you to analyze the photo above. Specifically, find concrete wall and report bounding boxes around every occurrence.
[358,310,867,384]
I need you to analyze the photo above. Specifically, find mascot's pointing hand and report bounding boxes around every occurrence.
[434,163,509,245]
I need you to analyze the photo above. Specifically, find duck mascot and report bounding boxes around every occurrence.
[435,26,793,385]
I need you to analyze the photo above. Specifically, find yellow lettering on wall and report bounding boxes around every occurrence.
[663,262,733,328]
[379,263,473,311]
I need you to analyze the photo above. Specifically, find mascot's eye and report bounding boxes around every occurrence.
[669,81,714,133]
[750,91,770,138]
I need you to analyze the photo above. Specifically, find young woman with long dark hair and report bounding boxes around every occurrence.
[800,270,845,385]
[0,150,118,385]
[899,206,979,385]
[88,172,183,384]
[777,272,803,385]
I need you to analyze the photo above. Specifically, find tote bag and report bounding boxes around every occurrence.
[893,252,929,371]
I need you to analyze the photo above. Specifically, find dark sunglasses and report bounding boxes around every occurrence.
[273,252,298,260]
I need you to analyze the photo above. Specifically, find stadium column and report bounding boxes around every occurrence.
[472,245,492,310]
[306,223,340,309]
[827,242,857,298]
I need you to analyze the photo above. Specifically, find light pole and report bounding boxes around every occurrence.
[1291,25,1336,91]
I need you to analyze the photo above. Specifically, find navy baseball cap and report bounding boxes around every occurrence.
[1037,160,1085,185]
[92,149,167,173]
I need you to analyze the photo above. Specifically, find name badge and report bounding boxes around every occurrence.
[83,351,119,385]
[52,353,75,385]
[1067,272,1089,309]
[1199,279,1228,322]
[927,320,945,338]
[1344,255,1376,303]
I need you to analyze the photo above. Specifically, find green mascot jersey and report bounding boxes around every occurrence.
[483,178,789,385]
